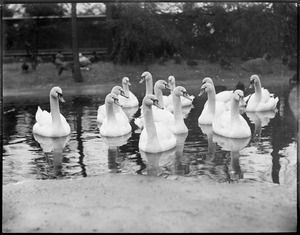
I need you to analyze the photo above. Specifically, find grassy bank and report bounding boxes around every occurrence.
[3,58,295,95]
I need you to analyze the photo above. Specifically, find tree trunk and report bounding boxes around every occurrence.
[71,3,82,82]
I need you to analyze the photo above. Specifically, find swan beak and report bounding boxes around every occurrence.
[153,99,163,109]
[183,91,193,101]
[239,96,246,106]
[120,91,129,99]
[249,80,254,89]
[198,88,205,96]
[140,76,145,83]
[113,98,122,107]
[165,83,171,90]
[58,94,65,102]
[128,82,132,86]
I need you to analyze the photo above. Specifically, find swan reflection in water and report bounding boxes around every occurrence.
[99,125,132,173]
[33,133,70,177]
[246,110,277,139]
[172,133,189,176]
[213,134,251,182]
[140,147,176,177]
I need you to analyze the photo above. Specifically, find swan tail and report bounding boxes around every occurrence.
[35,106,43,122]
[134,116,144,129]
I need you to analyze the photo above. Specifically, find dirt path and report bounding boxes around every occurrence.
[2,174,297,233]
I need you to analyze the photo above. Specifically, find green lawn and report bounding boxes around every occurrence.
[3,57,295,93]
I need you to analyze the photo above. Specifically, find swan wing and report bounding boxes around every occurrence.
[216,90,233,103]
[97,104,106,123]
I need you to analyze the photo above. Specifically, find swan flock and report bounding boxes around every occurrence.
[33,73,278,153]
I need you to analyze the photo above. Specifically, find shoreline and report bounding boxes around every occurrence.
[3,174,297,233]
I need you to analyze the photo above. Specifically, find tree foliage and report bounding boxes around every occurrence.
[108,2,297,64]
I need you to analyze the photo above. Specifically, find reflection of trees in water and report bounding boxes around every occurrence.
[269,85,298,184]
[73,97,88,177]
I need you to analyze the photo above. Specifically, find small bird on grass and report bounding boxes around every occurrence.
[21,59,29,73]
[219,57,232,70]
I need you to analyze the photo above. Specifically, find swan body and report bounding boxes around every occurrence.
[198,83,228,125]
[213,90,251,138]
[165,76,195,111]
[202,77,246,106]
[118,77,139,108]
[100,93,132,137]
[246,74,279,112]
[138,94,176,153]
[33,86,71,137]
[97,86,129,123]
[135,79,174,129]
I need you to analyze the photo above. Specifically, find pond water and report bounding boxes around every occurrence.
[2,82,298,186]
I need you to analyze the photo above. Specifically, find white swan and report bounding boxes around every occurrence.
[202,77,247,109]
[165,76,195,110]
[213,90,251,138]
[138,94,177,153]
[246,74,279,112]
[140,71,154,95]
[134,71,154,129]
[97,86,129,123]
[135,80,174,129]
[198,83,228,125]
[99,93,132,137]
[118,77,139,108]
[33,86,71,137]
[170,86,193,134]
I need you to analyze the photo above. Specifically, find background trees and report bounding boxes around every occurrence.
[3,2,298,64]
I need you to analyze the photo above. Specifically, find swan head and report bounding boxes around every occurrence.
[79,53,83,57]
[122,77,131,86]
[50,86,65,102]
[143,94,163,109]
[140,71,152,83]
[174,86,193,101]
[155,80,170,91]
[202,77,214,85]
[249,74,260,88]
[198,83,214,96]
[111,86,128,98]
[233,89,245,105]
[105,93,122,107]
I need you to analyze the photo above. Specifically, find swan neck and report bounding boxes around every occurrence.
[207,89,216,114]
[173,93,184,123]
[105,102,117,123]
[170,82,176,93]
[231,98,240,121]
[123,83,130,97]
[254,80,262,98]
[146,79,153,95]
[143,104,158,139]
[50,96,62,125]
[154,87,164,107]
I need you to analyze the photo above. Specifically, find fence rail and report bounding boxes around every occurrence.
[3,48,108,57]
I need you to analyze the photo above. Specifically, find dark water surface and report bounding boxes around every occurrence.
[2,83,298,186]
